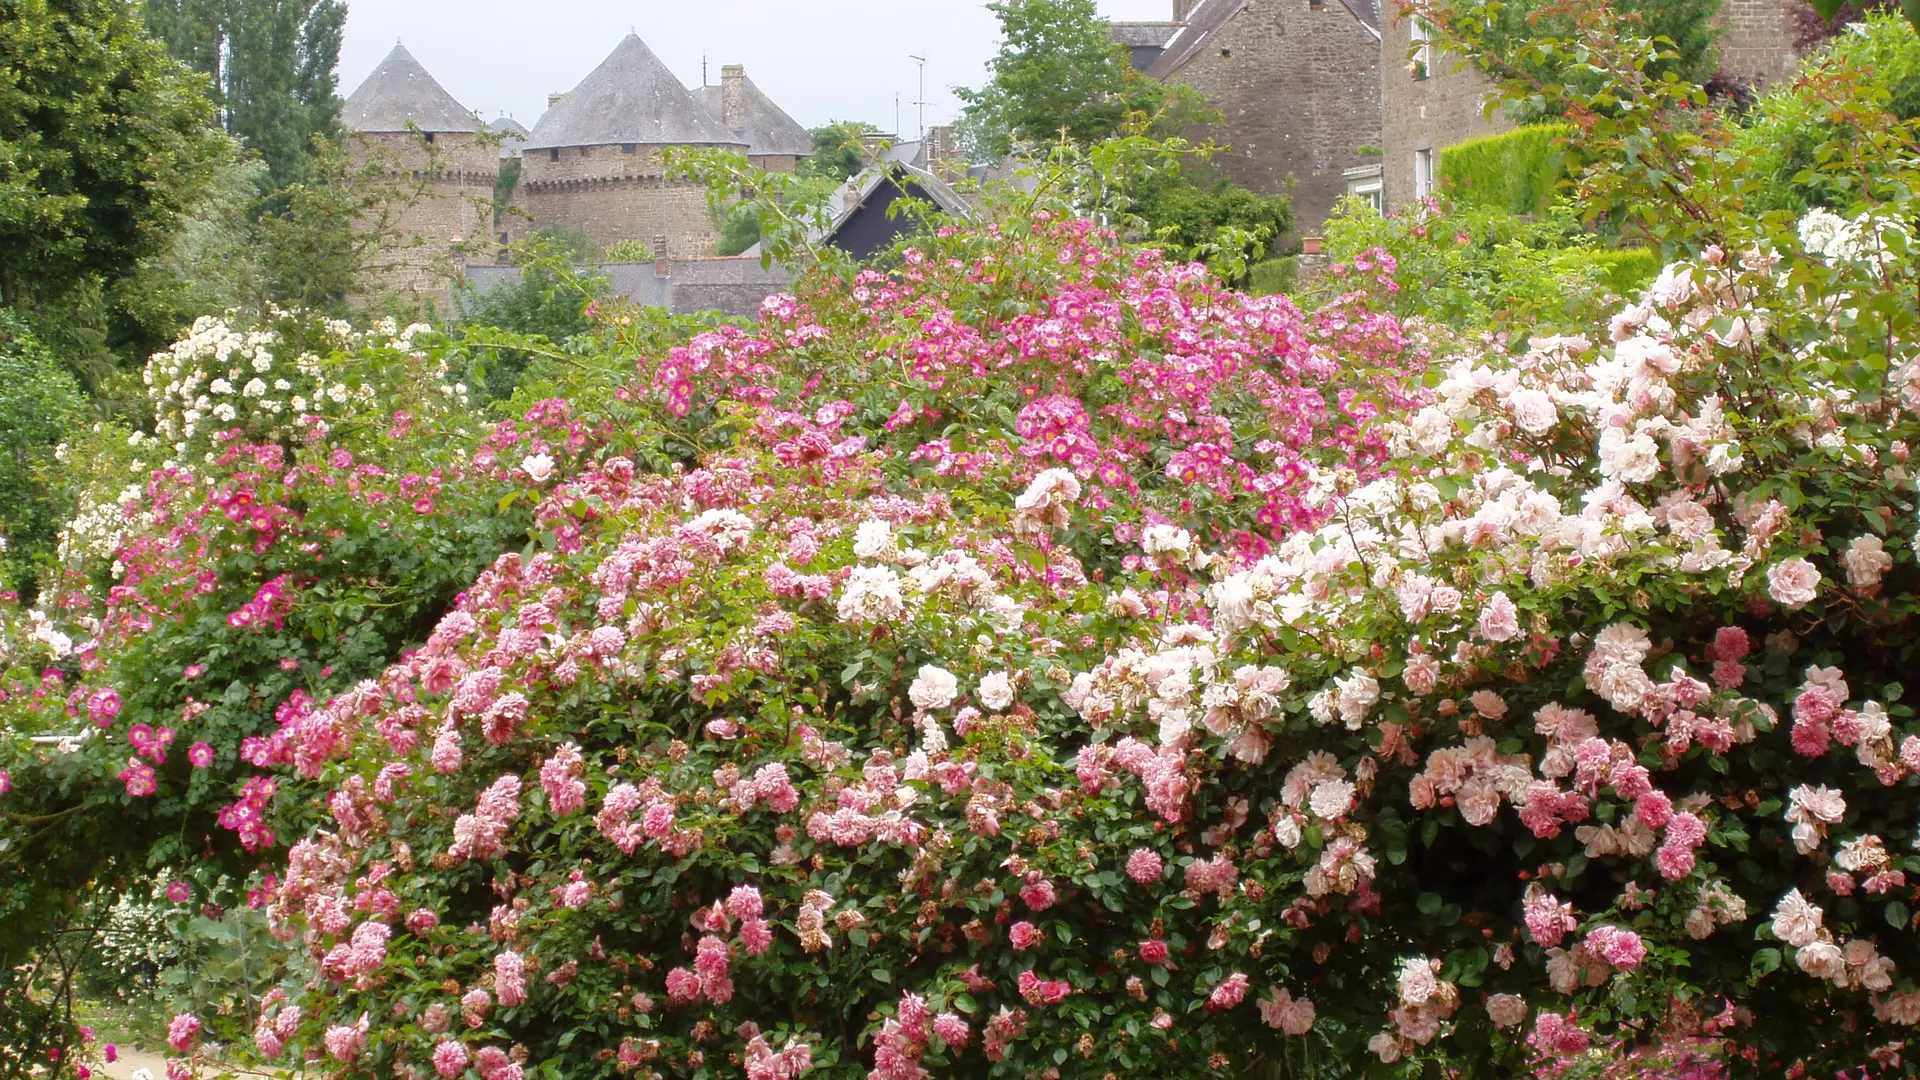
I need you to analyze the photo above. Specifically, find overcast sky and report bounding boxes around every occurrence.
[339,1,1174,138]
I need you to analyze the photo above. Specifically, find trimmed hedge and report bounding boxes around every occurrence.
[1440,124,1573,216]
[1248,256,1299,296]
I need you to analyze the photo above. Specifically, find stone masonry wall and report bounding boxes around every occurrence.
[1717,0,1803,88]
[1165,0,1383,236]
[1379,0,1510,213]
[347,131,499,304]
[517,145,725,259]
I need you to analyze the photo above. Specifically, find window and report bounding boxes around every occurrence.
[1410,17,1432,81]
[622,143,638,154]
[423,131,436,144]
[1413,148,1435,200]
[548,148,560,162]
[1352,182,1384,213]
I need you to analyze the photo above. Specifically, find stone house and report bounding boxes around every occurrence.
[1379,0,1807,214]
[1127,0,1386,236]
[341,43,500,303]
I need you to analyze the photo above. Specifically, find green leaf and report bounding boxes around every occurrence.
[1888,902,1910,930]
[1417,892,1443,916]
[1752,948,1783,976]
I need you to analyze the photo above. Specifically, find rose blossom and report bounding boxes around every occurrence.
[1478,592,1521,643]
[1766,557,1821,609]
[1259,987,1317,1035]
[977,671,1015,711]
[1486,994,1528,1028]
[166,1013,201,1052]
[908,665,959,711]
[1126,847,1163,884]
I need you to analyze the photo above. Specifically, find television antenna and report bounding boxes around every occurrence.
[908,53,928,142]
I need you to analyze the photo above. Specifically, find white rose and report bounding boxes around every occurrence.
[853,520,893,560]
[520,453,555,482]
[978,671,1015,711]
[909,665,959,712]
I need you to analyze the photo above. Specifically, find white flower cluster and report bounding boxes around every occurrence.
[140,314,467,458]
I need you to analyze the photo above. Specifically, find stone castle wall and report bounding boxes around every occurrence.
[1379,1,1510,213]
[516,144,726,258]
[1165,0,1383,235]
[347,131,500,304]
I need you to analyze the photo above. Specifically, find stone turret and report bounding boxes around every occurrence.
[517,34,747,258]
[342,42,497,300]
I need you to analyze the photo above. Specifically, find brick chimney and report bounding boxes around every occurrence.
[653,235,669,278]
[721,65,749,132]
[1173,0,1198,21]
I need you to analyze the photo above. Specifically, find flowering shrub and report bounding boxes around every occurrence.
[0,313,553,1062]
[13,21,1920,1076]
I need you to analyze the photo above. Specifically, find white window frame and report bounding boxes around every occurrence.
[1350,180,1384,213]
[1413,148,1435,201]
[1410,17,1433,81]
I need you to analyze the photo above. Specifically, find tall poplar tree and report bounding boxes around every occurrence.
[144,0,346,188]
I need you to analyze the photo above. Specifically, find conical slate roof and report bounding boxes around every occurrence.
[525,35,746,151]
[693,74,813,158]
[487,116,530,158]
[344,43,479,134]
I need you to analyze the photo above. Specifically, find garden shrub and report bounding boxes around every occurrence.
[11,10,1920,1079]
[1247,257,1298,296]
[0,311,88,600]
[1438,125,1573,217]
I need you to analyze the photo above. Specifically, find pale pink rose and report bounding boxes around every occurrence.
[1766,557,1821,609]
[1486,994,1528,1028]
[1478,592,1522,643]
[1506,388,1558,435]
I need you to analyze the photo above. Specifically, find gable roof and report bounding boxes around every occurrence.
[1144,0,1250,79]
[692,74,813,158]
[525,34,746,151]
[344,43,479,134]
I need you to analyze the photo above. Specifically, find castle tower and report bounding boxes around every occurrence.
[519,34,748,259]
[693,65,814,173]
[342,43,497,301]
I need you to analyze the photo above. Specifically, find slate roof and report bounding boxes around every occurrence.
[1144,0,1250,79]
[525,34,746,151]
[344,43,480,134]
[692,74,813,158]
[487,117,530,158]
[1145,0,1380,77]
[1340,0,1383,37]
[1108,21,1184,48]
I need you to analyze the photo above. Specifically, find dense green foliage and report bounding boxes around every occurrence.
[800,121,883,182]
[1728,14,1920,215]
[0,0,231,334]
[955,0,1204,160]
[1318,197,1653,334]
[143,0,347,189]
[1437,125,1572,216]
[1433,0,1722,122]
[0,312,87,599]
[1131,168,1296,276]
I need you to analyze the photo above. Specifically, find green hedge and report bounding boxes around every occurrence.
[1247,256,1298,296]
[1552,247,1661,296]
[1440,124,1573,216]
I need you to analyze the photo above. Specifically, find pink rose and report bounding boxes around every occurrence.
[1766,557,1821,609]
[1478,592,1522,643]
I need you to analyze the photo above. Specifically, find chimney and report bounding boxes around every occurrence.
[721,65,748,132]
[1173,0,1198,21]
[926,125,958,173]
[843,179,863,213]
[548,91,567,108]
[653,235,670,278]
